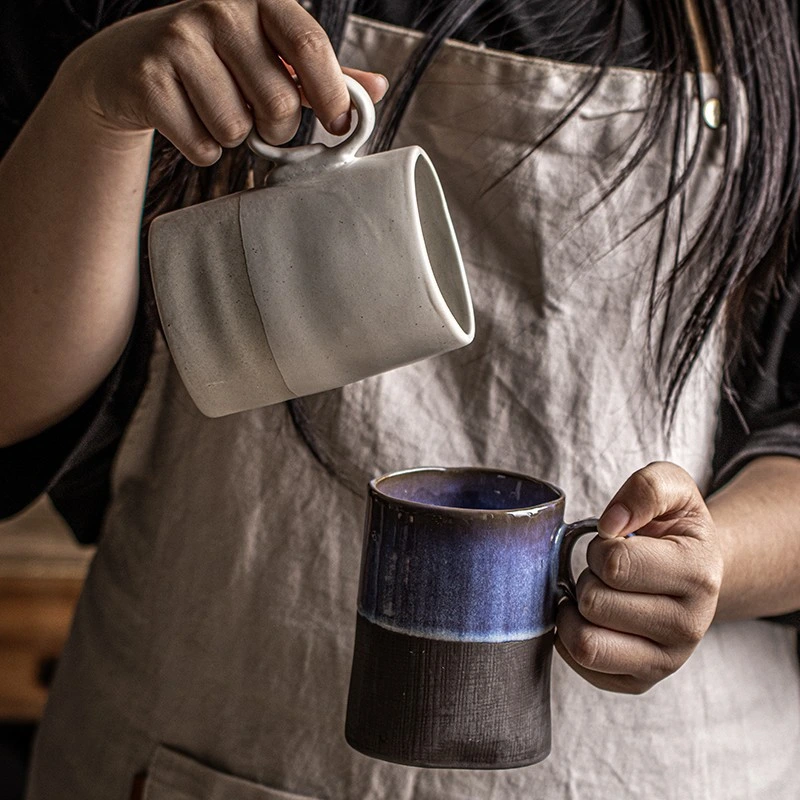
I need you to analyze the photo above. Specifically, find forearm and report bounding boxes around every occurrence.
[0,53,154,446]
[708,455,800,621]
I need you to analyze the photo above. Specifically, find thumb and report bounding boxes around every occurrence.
[597,461,705,540]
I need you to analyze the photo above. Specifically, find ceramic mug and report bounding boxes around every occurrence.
[345,467,599,770]
[148,76,475,418]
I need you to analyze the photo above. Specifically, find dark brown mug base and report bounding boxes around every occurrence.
[345,614,554,770]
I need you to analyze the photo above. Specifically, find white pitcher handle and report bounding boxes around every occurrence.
[246,74,376,172]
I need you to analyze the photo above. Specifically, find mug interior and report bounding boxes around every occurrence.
[414,156,474,338]
[373,468,562,512]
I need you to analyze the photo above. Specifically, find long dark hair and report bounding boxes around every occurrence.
[135,0,800,439]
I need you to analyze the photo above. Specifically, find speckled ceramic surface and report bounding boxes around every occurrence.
[148,76,474,417]
[346,466,598,769]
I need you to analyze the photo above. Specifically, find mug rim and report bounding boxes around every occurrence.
[369,466,566,517]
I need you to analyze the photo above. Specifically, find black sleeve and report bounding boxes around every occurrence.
[0,0,155,543]
[713,251,800,484]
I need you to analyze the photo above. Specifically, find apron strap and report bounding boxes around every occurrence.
[682,0,723,129]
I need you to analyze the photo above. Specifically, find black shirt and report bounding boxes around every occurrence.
[2,0,800,560]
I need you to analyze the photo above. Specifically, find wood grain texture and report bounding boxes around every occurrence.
[346,614,553,769]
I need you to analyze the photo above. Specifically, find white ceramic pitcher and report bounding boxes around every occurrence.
[148,76,475,418]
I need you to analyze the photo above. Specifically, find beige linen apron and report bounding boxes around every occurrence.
[27,16,800,800]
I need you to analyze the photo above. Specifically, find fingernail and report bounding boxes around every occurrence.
[375,74,389,97]
[329,110,351,136]
[598,503,631,538]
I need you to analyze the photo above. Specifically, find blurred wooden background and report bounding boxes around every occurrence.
[0,499,93,721]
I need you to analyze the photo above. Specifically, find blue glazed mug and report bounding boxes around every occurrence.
[345,466,599,770]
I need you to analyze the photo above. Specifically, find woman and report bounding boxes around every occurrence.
[1,0,799,797]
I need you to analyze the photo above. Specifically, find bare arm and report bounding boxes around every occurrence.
[0,63,152,446]
[709,455,800,621]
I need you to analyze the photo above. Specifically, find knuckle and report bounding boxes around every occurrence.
[633,465,665,505]
[183,132,212,152]
[185,139,220,165]
[573,626,605,670]
[262,89,300,125]
[660,461,691,482]
[290,26,331,60]
[317,84,350,115]
[677,610,708,644]
[602,541,636,589]
[133,56,162,88]
[577,584,604,623]
[139,67,173,115]
[213,113,252,146]
[660,646,688,678]
[668,601,708,644]
[161,17,191,45]
[193,0,241,27]
[679,543,723,595]
[632,649,673,688]
[690,564,723,597]
[160,15,207,53]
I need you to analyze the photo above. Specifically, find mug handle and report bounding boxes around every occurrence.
[246,74,376,175]
[555,518,600,602]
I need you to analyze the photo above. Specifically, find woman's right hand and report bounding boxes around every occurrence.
[60,0,389,166]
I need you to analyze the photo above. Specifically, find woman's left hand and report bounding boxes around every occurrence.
[555,461,724,694]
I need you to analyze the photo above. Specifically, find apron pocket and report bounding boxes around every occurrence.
[141,745,322,800]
